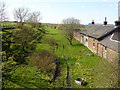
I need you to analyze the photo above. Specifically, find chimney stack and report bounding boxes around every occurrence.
[115,17,120,26]
[114,1,120,26]
[92,20,95,24]
[104,17,107,25]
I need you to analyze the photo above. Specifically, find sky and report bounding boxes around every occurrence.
[1,0,120,24]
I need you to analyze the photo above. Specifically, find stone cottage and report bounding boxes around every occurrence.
[74,19,120,64]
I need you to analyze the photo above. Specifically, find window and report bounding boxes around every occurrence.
[93,43,95,48]
[103,46,107,52]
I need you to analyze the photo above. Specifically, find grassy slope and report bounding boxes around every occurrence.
[3,60,54,88]
[34,26,102,88]
[3,26,115,88]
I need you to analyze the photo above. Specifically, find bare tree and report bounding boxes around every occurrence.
[14,7,29,22]
[61,17,80,46]
[0,2,8,21]
[26,11,41,28]
[27,11,41,22]
[14,7,30,28]
[0,2,8,28]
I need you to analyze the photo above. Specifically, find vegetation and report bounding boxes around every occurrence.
[2,24,118,88]
[2,22,45,86]
[58,17,81,46]
[1,2,118,88]
[93,59,118,88]
[30,50,56,74]
[0,2,8,22]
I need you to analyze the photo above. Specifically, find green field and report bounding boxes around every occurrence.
[3,25,117,88]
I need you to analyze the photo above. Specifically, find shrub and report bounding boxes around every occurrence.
[45,38,57,47]
[2,51,17,77]
[30,50,56,73]
[15,22,24,29]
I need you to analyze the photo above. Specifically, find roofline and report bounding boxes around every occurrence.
[97,25,120,40]
[79,25,120,40]
[79,32,97,39]
[98,42,120,53]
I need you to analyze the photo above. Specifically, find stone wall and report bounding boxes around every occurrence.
[107,47,120,64]
[73,32,98,54]
[73,32,81,42]
[97,43,103,57]
[88,37,98,54]
[74,32,120,64]
[98,43,120,64]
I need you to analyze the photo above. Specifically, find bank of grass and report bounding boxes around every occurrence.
[1,22,16,28]
[3,60,54,88]
[93,58,118,88]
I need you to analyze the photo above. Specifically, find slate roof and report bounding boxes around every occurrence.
[79,24,120,52]
[100,33,120,52]
[111,32,120,42]
[80,24,115,39]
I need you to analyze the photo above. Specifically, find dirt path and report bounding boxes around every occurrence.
[52,58,60,82]
[64,56,72,87]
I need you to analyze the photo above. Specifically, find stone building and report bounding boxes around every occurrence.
[74,20,120,64]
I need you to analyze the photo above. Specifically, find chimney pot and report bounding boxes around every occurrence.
[115,16,120,26]
[119,17,120,21]
[104,17,107,25]
[115,20,120,26]
[105,17,107,21]
[92,20,95,24]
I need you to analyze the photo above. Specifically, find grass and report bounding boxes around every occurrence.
[34,26,102,88]
[3,60,54,88]
[3,25,117,88]
[93,59,118,88]
[1,22,16,28]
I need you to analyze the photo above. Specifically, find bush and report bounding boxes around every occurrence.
[15,22,24,29]
[45,38,58,47]
[30,50,56,73]
[2,51,17,77]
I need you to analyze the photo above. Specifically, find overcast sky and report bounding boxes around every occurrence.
[1,0,120,24]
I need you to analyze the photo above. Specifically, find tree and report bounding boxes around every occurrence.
[0,2,8,21]
[61,17,80,46]
[0,2,8,28]
[26,11,41,28]
[14,7,29,22]
[12,24,43,63]
[27,11,41,22]
[2,29,17,77]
